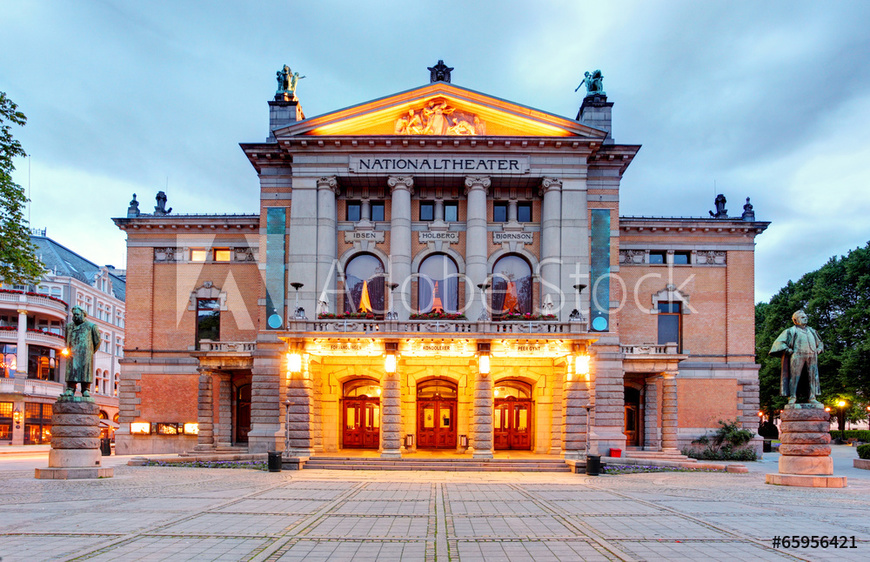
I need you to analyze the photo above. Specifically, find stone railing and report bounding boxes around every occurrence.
[288,319,586,335]
[0,378,15,393]
[621,343,680,355]
[0,291,68,315]
[25,331,65,346]
[24,379,64,398]
[197,340,257,353]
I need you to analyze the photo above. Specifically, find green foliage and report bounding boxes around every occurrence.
[857,444,870,460]
[682,420,758,461]
[755,243,870,417]
[829,430,870,442]
[0,91,43,285]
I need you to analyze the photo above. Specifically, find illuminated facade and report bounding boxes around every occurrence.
[0,233,123,445]
[114,64,768,461]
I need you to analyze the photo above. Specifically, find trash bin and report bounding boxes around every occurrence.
[267,451,282,472]
[762,440,772,453]
[100,438,112,456]
[585,455,601,476]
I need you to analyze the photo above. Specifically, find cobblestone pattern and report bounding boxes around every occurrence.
[0,466,867,560]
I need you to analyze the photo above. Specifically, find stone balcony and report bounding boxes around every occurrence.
[0,329,65,347]
[0,290,68,319]
[621,343,680,355]
[284,318,588,338]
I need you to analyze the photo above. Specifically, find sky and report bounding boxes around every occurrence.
[2,0,869,302]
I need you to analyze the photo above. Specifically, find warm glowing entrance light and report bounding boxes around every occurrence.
[384,353,397,374]
[287,352,303,374]
[478,354,490,375]
[576,354,590,379]
[61,347,70,357]
[837,400,847,408]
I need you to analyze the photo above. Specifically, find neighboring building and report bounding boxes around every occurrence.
[113,63,768,461]
[0,232,123,445]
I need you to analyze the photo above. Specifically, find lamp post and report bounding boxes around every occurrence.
[569,284,586,322]
[290,282,304,319]
[836,399,848,432]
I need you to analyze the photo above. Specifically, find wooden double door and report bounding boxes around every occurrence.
[342,398,380,449]
[417,398,456,449]
[494,397,532,450]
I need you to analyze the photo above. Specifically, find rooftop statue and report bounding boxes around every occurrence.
[276,65,305,100]
[769,310,824,407]
[127,193,140,218]
[741,197,755,221]
[154,191,172,216]
[428,60,453,83]
[709,194,727,218]
[575,70,605,97]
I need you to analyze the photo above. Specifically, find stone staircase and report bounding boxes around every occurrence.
[301,456,573,472]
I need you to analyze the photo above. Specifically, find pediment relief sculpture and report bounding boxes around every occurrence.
[394,99,485,136]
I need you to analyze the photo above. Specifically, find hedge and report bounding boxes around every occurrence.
[829,430,870,442]
[858,444,870,460]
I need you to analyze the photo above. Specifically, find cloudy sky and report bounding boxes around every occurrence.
[3,0,869,302]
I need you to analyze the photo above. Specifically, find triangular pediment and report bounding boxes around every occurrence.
[275,83,606,139]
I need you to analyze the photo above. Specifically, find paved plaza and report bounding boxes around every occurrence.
[0,449,868,561]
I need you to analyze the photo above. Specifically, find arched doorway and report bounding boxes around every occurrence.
[494,380,533,450]
[342,379,381,449]
[624,386,641,447]
[416,379,457,449]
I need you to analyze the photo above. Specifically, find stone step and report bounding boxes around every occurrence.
[302,458,571,472]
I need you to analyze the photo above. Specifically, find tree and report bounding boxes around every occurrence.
[756,243,870,421]
[0,91,43,285]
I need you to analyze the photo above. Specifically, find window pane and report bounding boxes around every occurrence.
[444,202,458,222]
[491,255,533,315]
[420,202,434,221]
[423,407,435,428]
[347,202,361,222]
[344,254,386,314]
[493,203,507,223]
[649,251,665,264]
[657,302,681,314]
[197,298,220,346]
[371,202,385,222]
[517,202,532,222]
[190,249,207,262]
[418,254,459,313]
[673,251,690,265]
[494,408,503,430]
[213,249,231,262]
[657,314,680,345]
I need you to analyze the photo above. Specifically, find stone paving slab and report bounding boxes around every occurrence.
[0,464,867,561]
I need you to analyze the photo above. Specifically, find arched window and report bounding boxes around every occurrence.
[417,254,459,313]
[343,378,381,398]
[416,379,458,399]
[344,254,386,315]
[491,254,533,316]
[494,380,531,399]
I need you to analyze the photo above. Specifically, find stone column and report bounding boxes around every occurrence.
[643,376,661,451]
[563,371,589,459]
[247,342,283,453]
[215,375,232,446]
[434,199,445,222]
[195,370,215,450]
[661,372,679,452]
[388,176,414,320]
[360,198,371,222]
[507,199,518,222]
[559,177,588,321]
[464,176,490,320]
[540,178,562,316]
[16,309,27,377]
[287,176,319,317]
[316,176,339,314]
[471,369,494,459]
[285,364,313,458]
[381,370,402,458]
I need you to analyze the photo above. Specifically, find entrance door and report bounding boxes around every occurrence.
[235,383,251,444]
[624,386,641,447]
[417,397,456,449]
[494,397,532,450]
[342,398,380,449]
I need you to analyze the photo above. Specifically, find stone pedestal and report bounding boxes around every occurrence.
[35,400,114,479]
[765,405,845,488]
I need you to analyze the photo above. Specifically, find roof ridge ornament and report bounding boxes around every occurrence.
[428,60,453,83]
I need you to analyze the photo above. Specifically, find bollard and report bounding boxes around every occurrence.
[267,451,282,472]
[585,455,601,476]
[100,438,112,456]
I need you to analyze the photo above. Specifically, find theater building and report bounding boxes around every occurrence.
[113,63,768,463]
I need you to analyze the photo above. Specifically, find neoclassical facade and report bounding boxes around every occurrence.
[114,64,768,462]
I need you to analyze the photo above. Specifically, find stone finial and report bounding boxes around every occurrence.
[709,194,727,219]
[741,197,755,221]
[428,60,453,83]
[127,194,140,218]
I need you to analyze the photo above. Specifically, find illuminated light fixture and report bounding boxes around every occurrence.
[384,353,397,374]
[824,407,831,412]
[13,408,22,427]
[287,351,303,374]
[576,354,591,380]
[477,342,491,376]
[183,423,199,435]
[837,400,847,408]
[384,341,399,374]
[130,422,151,434]
[757,411,764,417]
[61,347,70,357]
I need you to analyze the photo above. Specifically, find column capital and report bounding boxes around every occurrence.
[541,177,563,193]
[316,176,339,194]
[464,176,491,194]
[388,176,414,193]
[662,371,678,379]
[17,309,28,316]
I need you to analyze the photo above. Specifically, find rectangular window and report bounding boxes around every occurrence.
[0,402,12,441]
[672,251,690,265]
[213,249,231,262]
[24,402,51,444]
[444,201,458,222]
[196,298,220,350]
[51,287,62,299]
[517,202,532,222]
[420,201,435,221]
[649,251,666,264]
[346,201,361,222]
[371,202,385,222]
[190,249,207,262]
[493,202,508,223]
[657,302,681,351]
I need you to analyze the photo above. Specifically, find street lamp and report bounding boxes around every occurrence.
[290,282,305,319]
[569,284,586,322]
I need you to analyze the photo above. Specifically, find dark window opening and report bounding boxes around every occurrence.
[517,202,532,223]
[371,202,385,222]
[196,298,220,349]
[420,201,435,221]
[673,251,690,265]
[649,251,666,264]
[657,301,681,351]
[444,202,458,222]
[347,201,362,222]
[493,202,508,223]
